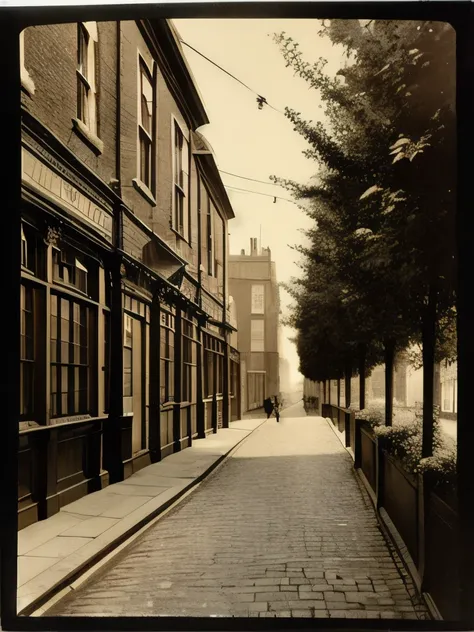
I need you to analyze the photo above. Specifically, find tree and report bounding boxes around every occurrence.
[273,20,456,448]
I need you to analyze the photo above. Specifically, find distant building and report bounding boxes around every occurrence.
[229,239,280,412]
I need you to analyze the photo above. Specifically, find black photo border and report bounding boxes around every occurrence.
[1,2,473,631]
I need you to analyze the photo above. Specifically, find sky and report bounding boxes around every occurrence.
[173,18,346,385]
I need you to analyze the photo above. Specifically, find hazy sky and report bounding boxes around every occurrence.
[174,19,346,384]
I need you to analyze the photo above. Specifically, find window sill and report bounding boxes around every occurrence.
[132,178,157,207]
[170,227,191,245]
[72,118,104,155]
[21,71,35,97]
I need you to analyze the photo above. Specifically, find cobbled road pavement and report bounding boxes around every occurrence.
[49,402,428,619]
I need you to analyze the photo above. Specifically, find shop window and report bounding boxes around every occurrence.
[103,310,110,413]
[123,314,133,398]
[21,223,46,279]
[182,318,196,403]
[50,295,92,418]
[160,310,174,404]
[230,361,238,397]
[53,247,88,295]
[20,284,35,419]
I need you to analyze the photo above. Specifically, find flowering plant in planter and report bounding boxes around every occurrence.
[374,413,445,474]
[352,406,384,429]
[417,447,457,489]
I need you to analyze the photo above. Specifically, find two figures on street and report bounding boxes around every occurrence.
[264,396,280,422]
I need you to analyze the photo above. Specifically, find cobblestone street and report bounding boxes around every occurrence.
[48,403,427,619]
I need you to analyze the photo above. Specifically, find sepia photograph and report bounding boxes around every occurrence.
[4,2,469,627]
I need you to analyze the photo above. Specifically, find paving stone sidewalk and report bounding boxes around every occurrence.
[17,419,265,615]
[47,402,428,620]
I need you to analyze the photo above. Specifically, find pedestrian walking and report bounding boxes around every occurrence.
[273,395,281,422]
[263,397,274,419]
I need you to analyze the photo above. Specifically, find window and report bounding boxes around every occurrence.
[77,22,98,135]
[230,361,237,397]
[50,295,92,418]
[182,318,196,403]
[251,284,265,314]
[160,310,175,404]
[207,199,215,276]
[20,30,35,95]
[21,223,46,279]
[172,122,190,240]
[203,335,224,398]
[53,247,88,295]
[138,60,154,191]
[250,319,265,352]
[20,284,35,419]
[123,314,133,398]
[103,310,110,413]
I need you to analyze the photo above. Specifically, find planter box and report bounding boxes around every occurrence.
[360,425,377,493]
[383,452,419,566]
[424,490,459,620]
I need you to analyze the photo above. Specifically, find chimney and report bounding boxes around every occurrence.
[250,238,258,256]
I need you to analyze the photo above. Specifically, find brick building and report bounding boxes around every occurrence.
[229,239,280,413]
[19,19,239,529]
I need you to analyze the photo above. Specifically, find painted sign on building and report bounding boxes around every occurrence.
[22,146,113,243]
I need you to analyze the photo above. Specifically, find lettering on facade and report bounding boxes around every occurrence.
[22,147,113,243]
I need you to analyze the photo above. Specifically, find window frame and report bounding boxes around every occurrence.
[182,315,196,404]
[123,313,133,400]
[76,22,98,138]
[251,284,265,315]
[134,55,156,202]
[203,334,225,398]
[52,246,89,297]
[250,318,265,352]
[160,309,175,405]
[20,283,35,420]
[171,117,190,242]
[50,293,94,419]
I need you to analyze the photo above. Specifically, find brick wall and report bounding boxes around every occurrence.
[22,23,117,186]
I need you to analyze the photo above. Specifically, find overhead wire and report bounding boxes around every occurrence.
[218,169,278,187]
[179,39,286,115]
[224,184,300,206]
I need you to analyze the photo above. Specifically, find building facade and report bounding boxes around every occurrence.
[19,19,239,530]
[229,239,280,413]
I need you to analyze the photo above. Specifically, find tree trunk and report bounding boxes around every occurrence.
[422,286,437,458]
[345,360,352,409]
[323,380,326,404]
[359,343,366,410]
[384,339,395,426]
